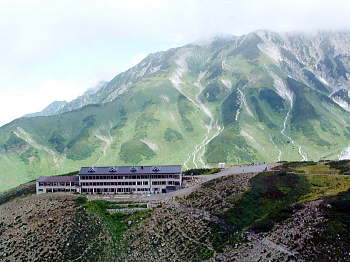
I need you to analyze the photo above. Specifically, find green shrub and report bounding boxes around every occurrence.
[182,168,220,176]
[48,131,66,153]
[119,139,156,164]
[75,196,88,205]
[3,133,26,151]
[164,128,183,142]
[251,218,274,233]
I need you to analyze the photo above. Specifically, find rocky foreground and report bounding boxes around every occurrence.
[0,194,110,262]
[1,164,350,261]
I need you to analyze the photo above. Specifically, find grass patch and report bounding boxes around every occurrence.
[219,165,350,235]
[109,203,148,209]
[327,160,350,175]
[119,139,156,164]
[164,128,183,142]
[220,172,310,233]
[301,175,350,202]
[84,200,152,241]
[294,163,339,175]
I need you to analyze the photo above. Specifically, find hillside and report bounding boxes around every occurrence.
[3,30,350,191]
[1,161,350,261]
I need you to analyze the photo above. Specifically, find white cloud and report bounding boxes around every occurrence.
[0,79,87,126]
[0,0,350,126]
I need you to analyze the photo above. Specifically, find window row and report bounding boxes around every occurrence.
[39,182,79,187]
[80,174,180,180]
[81,188,152,193]
[81,181,148,186]
[46,188,77,192]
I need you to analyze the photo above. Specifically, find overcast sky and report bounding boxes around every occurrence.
[0,0,349,126]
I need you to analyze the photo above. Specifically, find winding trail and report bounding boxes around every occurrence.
[169,50,223,169]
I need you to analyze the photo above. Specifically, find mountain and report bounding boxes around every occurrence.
[57,81,109,114]
[2,30,350,191]
[24,101,68,118]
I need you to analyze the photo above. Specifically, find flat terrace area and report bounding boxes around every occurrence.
[87,163,278,202]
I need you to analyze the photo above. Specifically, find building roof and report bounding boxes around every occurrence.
[79,165,182,175]
[37,176,79,182]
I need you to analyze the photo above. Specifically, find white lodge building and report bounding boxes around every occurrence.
[36,165,182,194]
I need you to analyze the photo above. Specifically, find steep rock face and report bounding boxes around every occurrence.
[58,81,109,113]
[2,30,350,191]
[24,101,68,118]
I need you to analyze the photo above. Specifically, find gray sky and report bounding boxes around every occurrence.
[0,0,349,126]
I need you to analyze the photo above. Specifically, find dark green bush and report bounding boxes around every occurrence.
[75,196,88,205]
[251,218,274,233]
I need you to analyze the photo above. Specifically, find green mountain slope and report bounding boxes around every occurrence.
[2,30,350,191]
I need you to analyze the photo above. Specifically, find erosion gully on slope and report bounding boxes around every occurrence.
[270,72,308,161]
[169,50,223,169]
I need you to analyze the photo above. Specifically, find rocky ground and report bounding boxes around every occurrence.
[179,173,256,213]
[1,167,350,262]
[0,193,110,262]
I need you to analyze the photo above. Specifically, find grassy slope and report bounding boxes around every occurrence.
[219,161,350,234]
[0,66,209,191]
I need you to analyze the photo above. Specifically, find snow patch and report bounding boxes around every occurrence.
[258,42,283,64]
[237,88,254,118]
[140,139,159,152]
[333,97,350,112]
[95,123,113,164]
[318,76,329,86]
[241,130,261,150]
[221,79,232,89]
[339,147,350,160]
[270,71,294,104]
[161,95,170,103]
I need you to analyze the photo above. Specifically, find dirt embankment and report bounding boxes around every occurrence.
[0,181,36,206]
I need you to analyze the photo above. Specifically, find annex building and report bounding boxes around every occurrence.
[36,165,182,194]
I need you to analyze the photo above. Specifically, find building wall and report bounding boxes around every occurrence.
[36,173,182,195]
[79,173,182,194]
[36,182,80,194]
